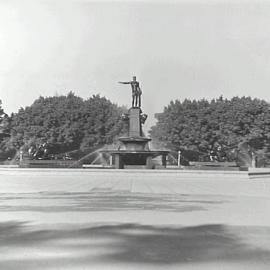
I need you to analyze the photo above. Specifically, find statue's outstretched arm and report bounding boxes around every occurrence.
[118,81,131,84]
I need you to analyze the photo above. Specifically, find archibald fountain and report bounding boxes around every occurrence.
[101,76,169,169]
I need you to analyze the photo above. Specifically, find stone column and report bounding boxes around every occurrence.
[109,155,113,166]
[146,156,153,169]
[162,154,167,168]
[114,154,124,169]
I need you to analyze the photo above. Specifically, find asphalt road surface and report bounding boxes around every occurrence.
[0,169,270,270]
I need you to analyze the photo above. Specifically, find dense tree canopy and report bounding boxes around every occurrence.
[0,100,12,159]
[0,93,126,159]
[2,94,270,163]
[0,100,8,136]
[150,96,270,160]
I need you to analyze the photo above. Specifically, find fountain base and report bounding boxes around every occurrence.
[101,149,169,169]
[100,107,169,169]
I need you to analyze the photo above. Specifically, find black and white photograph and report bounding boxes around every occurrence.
[1,0,270,269]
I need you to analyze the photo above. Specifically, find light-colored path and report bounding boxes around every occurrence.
[1,169,270,269]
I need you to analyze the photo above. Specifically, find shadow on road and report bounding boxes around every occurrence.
[0,221,270,269]
[0,192,226,212]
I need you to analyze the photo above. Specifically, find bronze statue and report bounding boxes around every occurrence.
[119,76,142,108]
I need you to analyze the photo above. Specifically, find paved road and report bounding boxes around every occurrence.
[0,169,270,269]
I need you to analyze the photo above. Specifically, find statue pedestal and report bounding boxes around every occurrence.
[129,107,141,137]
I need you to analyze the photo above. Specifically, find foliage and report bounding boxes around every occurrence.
[0,100,14,159]
[0,93,126,159]
[150,96,270,161]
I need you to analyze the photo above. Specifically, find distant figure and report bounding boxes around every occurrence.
[19,150,23,162]
[119,76,142,108]
[236,141,253,167]
[251,152,256,168]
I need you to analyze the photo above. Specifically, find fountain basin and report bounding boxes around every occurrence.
[100,149,169,169]
[118,136,151,151]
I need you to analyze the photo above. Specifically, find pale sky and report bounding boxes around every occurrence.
[1,0,270,130]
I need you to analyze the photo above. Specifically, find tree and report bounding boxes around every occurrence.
[3,92,126,159]
[79,94,126,150]
[150,96,270,161]
[0,100,14,160]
